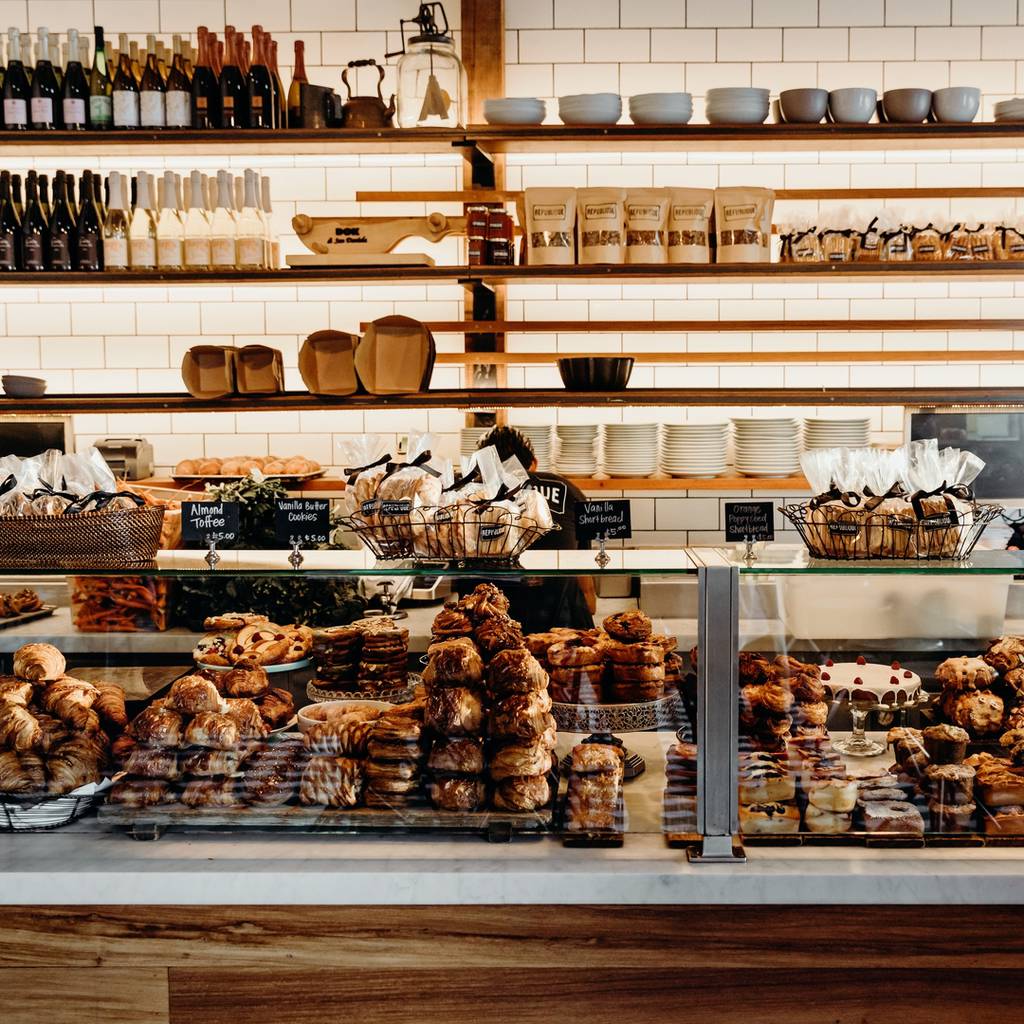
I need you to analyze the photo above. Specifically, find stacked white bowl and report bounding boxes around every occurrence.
[731,417,802,478]
[555,424,600,475]
[483,97,546,125]
[517,424,554,471]
[603,423,660,478]
[705,87,770,125]
[558,92,622,125]
[628,91,693,125]
[460,426,490,458]
[995,98,1024,122]
[660,422,729,478]
[803,417,871,450]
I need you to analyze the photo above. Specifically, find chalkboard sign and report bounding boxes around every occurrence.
[724,501,775,543]
[275,498,331,546]
[575,499,632,541]
[182,500,240,547]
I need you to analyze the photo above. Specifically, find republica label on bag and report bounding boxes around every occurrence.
[380,499,412,516]
[479,523,507,540]
[275,499,331,546]
[827,521,861,536]
[182,500,240,546]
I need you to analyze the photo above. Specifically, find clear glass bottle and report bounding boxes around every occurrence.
[235,169,264,270]
[62,28,88,129]
[210,169,237,269]
[260,174,278,269]
[3,28,30,129]
[184,169,210,270]
[30,26,59,128]
[103,170,130,270]
[140,33,166,127]
[165,36,191,127]
[128,170,156,269]
[112,50,139,128]
[156,169,182,269]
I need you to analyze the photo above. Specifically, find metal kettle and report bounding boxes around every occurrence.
[341,60,396,129]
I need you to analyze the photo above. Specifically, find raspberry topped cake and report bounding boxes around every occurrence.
[820,656,922,706]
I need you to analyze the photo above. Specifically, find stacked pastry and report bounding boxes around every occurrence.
[565,742,625,832]
[311,624,363,690]
[546,632,604,704]
[737,750,799,835]
[0,642,126,799]
[738,653,828,752]
[431,608,475,645]
[936,655,1006,743]
[300,704,377,808]
[365,702,429,810]
[662,739,698,832]
[602,612,668,703]
[357,620,410,696]
[969,751,1024,834]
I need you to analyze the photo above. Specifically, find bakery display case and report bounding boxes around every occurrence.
[698,545,1024,848]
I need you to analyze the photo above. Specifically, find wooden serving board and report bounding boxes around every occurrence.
[170,471,325,485]
[286,253,436,267]
[0,604,56,631]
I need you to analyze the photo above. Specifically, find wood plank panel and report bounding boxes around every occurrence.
[435,350,1022,364]
[397,318,1024,333]
[5,906,1024,970]
[0,967,168,1024]
[167,966,1024,1024]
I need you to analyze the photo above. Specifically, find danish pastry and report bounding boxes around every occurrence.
[602,610,652,644]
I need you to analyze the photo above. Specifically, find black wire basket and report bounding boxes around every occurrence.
[338,503,558,566]
[781,500,1001,561]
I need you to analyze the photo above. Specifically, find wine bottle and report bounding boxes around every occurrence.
[129,40,141,84]
[191,26,219,128]
[62,28,88,129]
[247,25,273,129]
[92,169,106,224]
[20,34,31,83]
[75,169,102,270]
[103,170,130,270]
[183,169,210,270]
[38,173,51,222]
[3,28,30,129]
[210,170,237,268]
[219,26,247,128]
[112,50,140,128]
[89,26,112,129]
[47,170,75,270]
[20,173,46,271]
[235,169,264,269]
[66,173,77,219]
[261,174,279,269]
[0,171,21,270]
[269,38,286,128]
[129,171,156,269]
[288,39,307,129]
[30,27,60,128]
[140,34,166,128]
[50,36,62,90]
[165,36,190,127]
[156,169,182,269]
[11,173,24,219]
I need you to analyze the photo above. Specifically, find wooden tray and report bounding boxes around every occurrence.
[0,604,56,631]
[170,471,325,485]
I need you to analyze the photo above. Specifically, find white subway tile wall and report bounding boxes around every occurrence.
[0,1,1020,544]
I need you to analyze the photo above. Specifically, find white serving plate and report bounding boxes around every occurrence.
[198,657,313,674]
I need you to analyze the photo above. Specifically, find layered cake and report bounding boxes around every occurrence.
[820,657,922,706]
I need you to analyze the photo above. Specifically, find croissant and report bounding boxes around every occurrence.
[130,706,184,748]
[0,703,41,752]
[124,746,179,779]
[303,719,375,758]
[180,748,242,777]
[41,680,101,733]
[223,699,269,740]
[34,713,70,754]
[108,778,172,808]
[183,711,239,751]
[46,736,106,795]
[0,749,45,794]
[167,674,224,715]
[13,642,66,681]
[181,778,239,808]
[0,677,33,707]
[299,756,362,808]
[257,687,294,728]
[93,682,128,731]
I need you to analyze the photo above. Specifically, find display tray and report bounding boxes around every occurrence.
[738,831,1015,848]
[171,471,325,485]
[551,692,683,733]
[0,604,56,631]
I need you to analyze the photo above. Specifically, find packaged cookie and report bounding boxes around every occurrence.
[969,223,994,261]
[994,220,1024,260]
[577,187,626,265]
[666,188,713,264]
[909,223,943,262]
[524,187,576,266]
[855,216,881,262]
[879,223,911,262]
[944,222,973,261]
[714,186,774,264]
[788,224,821,263]
[624,188,671,264]
[819,228,856,263]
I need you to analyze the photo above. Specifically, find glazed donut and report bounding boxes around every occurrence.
[806,777,858,812]
[804,804,852,834]
[548,637,604,668]
[757,683,794,715]
[738,802,800,834]
[602,610,652,644]
[602,640,664,666]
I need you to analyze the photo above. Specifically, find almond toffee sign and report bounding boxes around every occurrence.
[182,500,241,547]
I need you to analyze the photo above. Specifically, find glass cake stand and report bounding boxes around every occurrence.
[832,690,933,758]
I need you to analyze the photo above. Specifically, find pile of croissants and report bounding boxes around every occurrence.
[0,642,127,798]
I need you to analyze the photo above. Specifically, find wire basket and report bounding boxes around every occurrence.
[338,503,557,566]
[0,792,100,831]
[0,506,165,568]
[781,500,1001,561]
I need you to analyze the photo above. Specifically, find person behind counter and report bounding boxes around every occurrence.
[464,426,596,632]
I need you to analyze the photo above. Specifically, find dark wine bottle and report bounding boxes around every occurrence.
[92,169,106,225]
[89,25,112,129]
[30,26,60,128]
[47,170,75,270]
[191,26,220,128]
[0,171,21,270]
[139,34,166,128]
[112,51,140,128]
[218,26,248,128]
[11,173,24,219]
[246,25,273,128]
[75,170,102,270]
[166,38,191,127]
[62,27,89,130]
[288,40,307,129]
[2,27,31,129]
[66,173,78,219]
[38,173,51,223]
[20,174,46,271]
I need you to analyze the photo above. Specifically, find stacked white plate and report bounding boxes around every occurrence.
[705,87,770,125]
[460,426,490,457]
[603,423,660,478]
[483,97,546,125]
[629,91,693,125]
[517,424,553,471]
[661,422,729,478]
[555,424,599,476]
[558,92,622,126]
[995,98,1024,122]
[803,417,871,450]
[731,417,802,478]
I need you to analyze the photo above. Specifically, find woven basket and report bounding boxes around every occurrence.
[0,506,165,567]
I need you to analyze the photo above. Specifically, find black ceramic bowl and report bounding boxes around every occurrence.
[557,357,634,391]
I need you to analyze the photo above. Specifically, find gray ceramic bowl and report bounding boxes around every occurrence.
[882,88,933,123]
[932,86,980,123]
[779,88,828,123]
[2,375,47,398]
[827,87,877,124]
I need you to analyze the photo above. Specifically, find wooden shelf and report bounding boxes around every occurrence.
[4,386,1021,414]
[569,475,809,491]
[437,350,1023,365]
[5,262,1024,287]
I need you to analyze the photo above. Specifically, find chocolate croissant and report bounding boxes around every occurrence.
[180,748,242,777]
[131,706,184,748]
[124,746,179,779]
